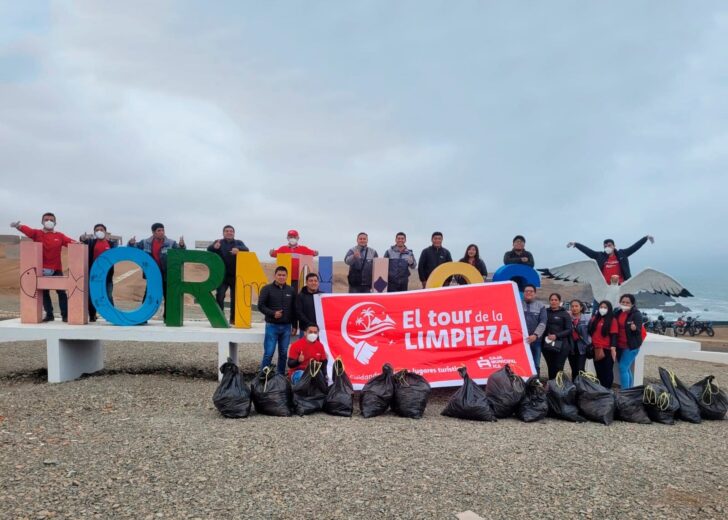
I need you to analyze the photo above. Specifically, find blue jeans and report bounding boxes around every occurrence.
[618,348,639,389]
[529,339,542,378]
[262,323,292,375]
[291,370,304,384]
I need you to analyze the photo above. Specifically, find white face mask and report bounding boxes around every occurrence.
[43,220,55,230]
[288,238,298,246]
[598,307,608,316]
[604,246,614,255]
[620,304,631,312]
[94,230,106,240]
[306,333,318,342]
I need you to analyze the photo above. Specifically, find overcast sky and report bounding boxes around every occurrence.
[1,1,726,281]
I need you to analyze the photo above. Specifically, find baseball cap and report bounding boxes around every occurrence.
[287,229,299,238]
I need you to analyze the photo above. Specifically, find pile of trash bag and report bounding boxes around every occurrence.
[251,366,293,417]
[642,383,679,425]
[360,364,395,418]
[517,376,548,422]
[441,367,496,421]
[212,358,252,418]
[690,376,728,420]
[324,358,354,417]
[392,369,431,419]
[485,365,526,418]
[659,367,701,423]
[614,386,651,424]
[546,372,584,422]
[291,360,328,416]
[574,372,615,425]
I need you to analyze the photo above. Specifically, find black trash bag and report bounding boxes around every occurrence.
[324,358,354,417]
[614,386,651,424]
[392,369,431,419]
[517,376,548,422]
[250,366,293,417]
[574,371,616,425]
[441,367,496,421]
[546,372,585,422]
[689,376,728,420]
[642,383,679,425]
[360,364,395,418]
[485,364,526,418]
[212,358,252,418]
[292,360,328,416]
[658,367,702,423]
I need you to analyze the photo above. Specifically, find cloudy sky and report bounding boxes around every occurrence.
[1,1,726,281]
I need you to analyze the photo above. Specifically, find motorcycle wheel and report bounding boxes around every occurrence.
[675,326,685,336]
[707,327,715,337]
[689,327,697,336]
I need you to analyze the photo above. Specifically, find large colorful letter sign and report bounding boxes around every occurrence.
[315,282,534,389]
[425,262,484,289]
[318,256,333,293]
[89,246,163,325]
[166,249,228,328]
[20,242,88,325]
[234,251,268,328]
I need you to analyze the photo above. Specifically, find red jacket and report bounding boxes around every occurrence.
[19,225,74,271]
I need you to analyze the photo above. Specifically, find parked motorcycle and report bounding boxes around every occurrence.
[688,316,715,337]
[673,316,688,336]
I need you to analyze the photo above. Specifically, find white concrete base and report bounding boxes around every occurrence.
[0,318,265,383]
[585,333,727,387]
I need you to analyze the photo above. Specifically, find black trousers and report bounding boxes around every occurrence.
[542,342,570,380]
[215,276,236,322]
[594,351,615,388]
[387,280,409,292]
[568,352,587,381]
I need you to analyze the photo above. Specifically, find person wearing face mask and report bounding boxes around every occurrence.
[503,235,535,267]
[418,231,453,288]
[588,300,618,388]
[11,213,76,322]
[522,284,547,379]
[542,293,573,380]
[383,232,417,292]
[207,225,249,323]
[296,272,321,336]
[287,324,327,384]
[345,232,379,293]
[568,300,591,380]
[79,224,118,322]
[613,293,644,389]
[566,235,654,284]
[269,230,318,293]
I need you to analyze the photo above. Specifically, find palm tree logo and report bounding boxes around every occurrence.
[341,302,396,364]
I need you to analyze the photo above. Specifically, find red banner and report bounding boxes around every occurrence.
[314,282,534,389]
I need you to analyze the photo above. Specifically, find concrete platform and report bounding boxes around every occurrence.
[0,318,265,383]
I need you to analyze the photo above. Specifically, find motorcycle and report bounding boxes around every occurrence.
[688,316,715,337]
[673,316,688,336]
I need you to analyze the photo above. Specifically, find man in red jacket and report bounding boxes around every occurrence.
[11,213,76,322]
[287,324,327,384]
[269,229,318,292]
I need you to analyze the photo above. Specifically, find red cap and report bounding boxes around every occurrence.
[287,229,299,238]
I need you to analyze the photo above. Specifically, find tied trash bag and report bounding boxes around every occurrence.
[517,376,548,422]
[292,360,328,416]
[212,358,252,418]
[689,376,728,420]
[360,364,395,418]
[392,369,431,419]
[574,371,616,425]
[547,372,585,422]
[659,367,702,423]
[642,383,679,425]
[485,364,526,418]
[324,357,354,417]
[441,367,496,421]
[615,386,651,424]
[250,366,293,417]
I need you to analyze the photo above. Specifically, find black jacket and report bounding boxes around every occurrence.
[545,307,574,348]
[418,246,453,282]
[207,239,249,277]
[613,307,644,350]
[574,237,648,281]
[296,287,320,330]
[503,249,535,267]
[258,282,296,325]
[80,237,118,279]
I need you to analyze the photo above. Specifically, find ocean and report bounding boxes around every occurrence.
[640,274,728,322]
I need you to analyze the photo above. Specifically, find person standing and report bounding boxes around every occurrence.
[568,300,591,380]
[418,231,452,288]
[269,230,318,292]
[344,232,378,293]
[296,272,321,335]
[383,232,417,292]
[11,213,76,322]
[542,293,573,380]
[258,266,297,375]
[566,235,654,284]
[128,223,186,319]
[588,300,618,388]
[614,293,644,389]
[503,235,535,267]
[522,284,547,379]
[207,225,249,323]
[79,223,118,322]
[450,244,488,285]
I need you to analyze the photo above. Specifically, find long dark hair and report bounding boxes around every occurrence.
[589,300,614,337]
[460,244,480,263]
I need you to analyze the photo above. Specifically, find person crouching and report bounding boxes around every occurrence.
[287,324,327,384]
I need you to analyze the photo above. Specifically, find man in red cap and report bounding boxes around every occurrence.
[269,230,318,292]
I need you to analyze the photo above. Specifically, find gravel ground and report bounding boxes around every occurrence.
[1,340,727,519]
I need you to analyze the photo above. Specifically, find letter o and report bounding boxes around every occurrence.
[89,247,163,325]
[492,264,541,293]
[425,262,484,289]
